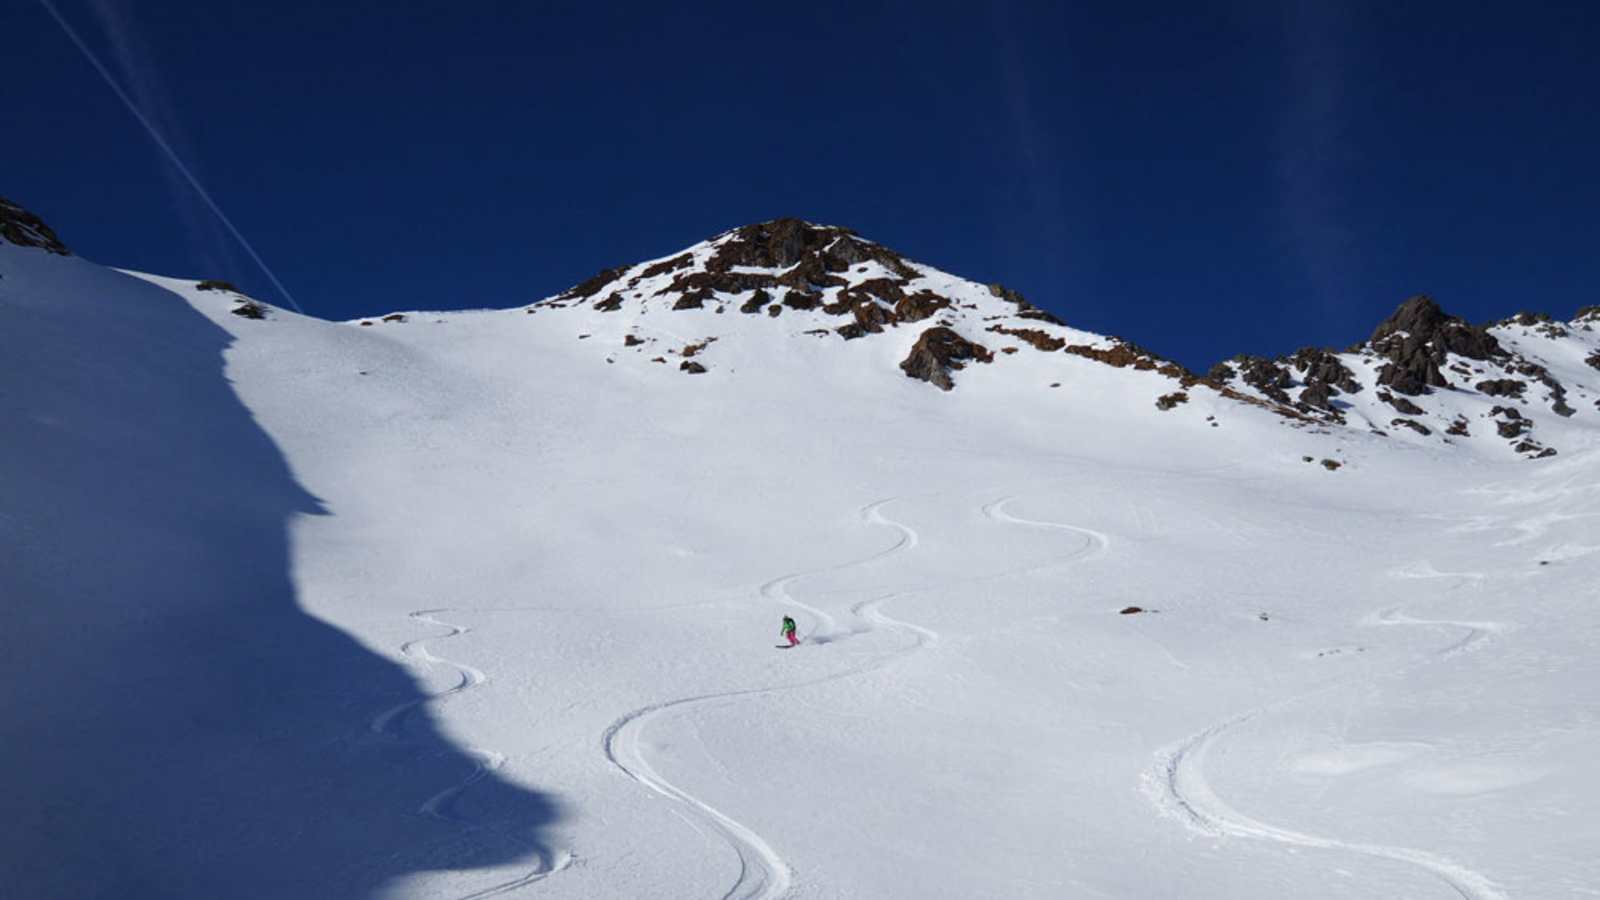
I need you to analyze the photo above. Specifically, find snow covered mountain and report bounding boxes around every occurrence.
[5,198,1599,899]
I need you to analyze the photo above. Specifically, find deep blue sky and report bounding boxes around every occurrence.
[9,1,1597,369]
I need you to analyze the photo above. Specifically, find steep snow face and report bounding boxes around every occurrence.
[7,206,1600,900]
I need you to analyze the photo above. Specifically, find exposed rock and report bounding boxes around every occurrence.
[899,327,992,391]
[1321,459,1342,471]
[894,290,952,322]
[987,283,1066,325]
[1206,362,1237,383]
[624,334,644,347]
[1574,305,1600,325]
[851,300,895,334]
[638,253,694,279]
[783,290,821,311]
[767,304,782,318]
[1369,295,1503,396]
[1446,417,1470,436]
[844,278,907,308]
[1232,355,1295,404]
[681,338,716,358]
[1288,347,1360,393]
[739,289,771,314]
[382,313,406,323]
[593,292,624,312]
[1377,391,1426,415]
[1587,351,1600,371]
[195,279,240,293]
[560,264,629,300]
[1494,413,1530,438]
[230,301,266,320]
[987,324,1066,352]
[1390,418,1431,436]
[672,294,705,311]
[679,360,706,374]
[1119,606,1146,615]
[1476,378,1526,398]
[1155,392,1188,411]
[1299,382,1334,410]
[0,197,70,254]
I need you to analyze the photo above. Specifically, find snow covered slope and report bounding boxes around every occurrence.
[5,202,1599,899]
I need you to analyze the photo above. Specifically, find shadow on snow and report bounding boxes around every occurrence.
[0,252,559,898]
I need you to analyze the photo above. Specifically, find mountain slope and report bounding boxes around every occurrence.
[5,201,1599,899]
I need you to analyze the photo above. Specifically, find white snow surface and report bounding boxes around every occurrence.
[4,230,1600,899]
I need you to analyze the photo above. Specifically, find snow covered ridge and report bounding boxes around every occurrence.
[510,217,1600,458]
[513,218,1342,410]
[1210,295,1600,459]
[7,196,1598,459]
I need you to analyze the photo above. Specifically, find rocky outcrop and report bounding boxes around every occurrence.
[1475,378,1526,398]
[899,327,992,391]
[987,283,1065,325]
[559,264,629,301]
[1369,295,1503,395]
[0,197,70,255]
[894,291,951,322]
[987,324,1067,352]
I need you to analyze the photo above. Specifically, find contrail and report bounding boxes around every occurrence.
[37,0,306,314]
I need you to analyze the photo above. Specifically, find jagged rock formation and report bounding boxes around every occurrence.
[1367,295,1503,395]
[899,327,992,390]
[0,196,70,255]
[1209,293,1599,459]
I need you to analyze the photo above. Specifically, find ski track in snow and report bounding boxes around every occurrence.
[600,498,944,900]
[980,496,1111,566]
[372,610,574,897]
[1145,567,1513,900]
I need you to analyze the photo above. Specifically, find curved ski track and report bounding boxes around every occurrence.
[373,610,573,897]
[980,496,1110,568]
[1145,568,1512,900]
[600,499,946,900]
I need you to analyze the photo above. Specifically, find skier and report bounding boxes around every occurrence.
[780,615,799,647]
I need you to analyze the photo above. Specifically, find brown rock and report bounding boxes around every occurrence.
[783,290,821,311]
[1476,378,1526,398]
[638,253,693,279]
[1390,418,1431,436]
[987,324,1066,352]
[899,327,992,391]
[560,264,629,300]
[894,291,952,322]
[740,289,771,314]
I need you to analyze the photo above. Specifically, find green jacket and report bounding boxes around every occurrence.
[780,617,797,635]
